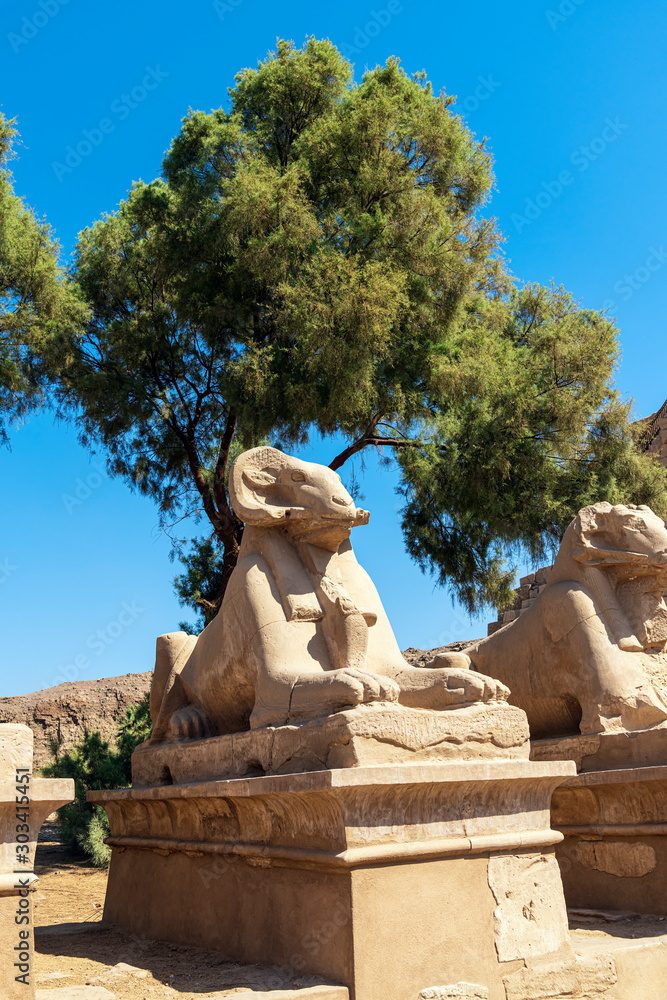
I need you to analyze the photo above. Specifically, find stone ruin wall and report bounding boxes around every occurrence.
[639,398,667,467]
[487,566,552,636]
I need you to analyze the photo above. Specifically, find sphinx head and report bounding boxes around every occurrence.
[229,447,369,551]
[572,502,667,579]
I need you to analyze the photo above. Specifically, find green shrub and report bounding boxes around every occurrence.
[41,691,152,867]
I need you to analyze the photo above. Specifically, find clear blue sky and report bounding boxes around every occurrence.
[1,0,666,697]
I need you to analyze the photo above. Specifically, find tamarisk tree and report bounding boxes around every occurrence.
[53,38,667,626]
[0,114,79,444]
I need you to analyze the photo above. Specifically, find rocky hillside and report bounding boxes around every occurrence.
[402,640,480,666]
[0,672,152,768]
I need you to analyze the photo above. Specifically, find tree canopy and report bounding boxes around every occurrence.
[0,114,79,445]
[398,283,667,611]
[46,37,667,621]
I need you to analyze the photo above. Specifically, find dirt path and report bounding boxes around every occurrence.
[33,823,334,998]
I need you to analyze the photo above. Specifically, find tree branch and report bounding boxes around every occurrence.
[329,434,421,471]
[212,410,237,517]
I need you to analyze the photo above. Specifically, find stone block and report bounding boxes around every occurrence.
[502,952,616,999]
[487,852,570,962]
[571,926,667,1000]
[216,990,348,1000]
[132,703,530,786]
[91,759,575,1000]
[35,991,116,1000]
[418,986,488,999]
[0,724,74,1000]
[552,764,667,915]
[575,840,656,878]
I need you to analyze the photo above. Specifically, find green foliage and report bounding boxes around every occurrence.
[49,37,497,608]
[0,114,84,445]
[174,536,225,633]
[397,283,667,613]
[41,693,152,867]
[43,38,667,612]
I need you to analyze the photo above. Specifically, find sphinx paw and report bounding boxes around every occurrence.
[441,669,509,705]
[328,668,400,708]
[168,705,213,740]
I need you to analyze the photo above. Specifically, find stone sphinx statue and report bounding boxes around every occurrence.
[468,502,667,739]
[149,447,509,744]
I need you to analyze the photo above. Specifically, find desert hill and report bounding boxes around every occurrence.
[0,671,152,768]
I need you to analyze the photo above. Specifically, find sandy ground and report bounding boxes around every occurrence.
[568,906,667,941]
[33,822,335,999]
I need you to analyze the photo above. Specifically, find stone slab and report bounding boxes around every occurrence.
[502,951,617,1000]
[91,759,574,866]
[0,724,33,773]
[531,725,667,773]
[551,764,667,916]
[133,702,530,787]
[487,853,570,962]
[213,989,348,1000]
[35,990,116,1000]
[572,926,667,1000]
[418,987,488,1000]
[92,760,575,1000]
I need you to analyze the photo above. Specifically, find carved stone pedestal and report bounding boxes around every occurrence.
[91,758,579,1000]
[551,764,667,916]
[133,702,531,785]
[532,728,667,916]
[0,724,73,1000]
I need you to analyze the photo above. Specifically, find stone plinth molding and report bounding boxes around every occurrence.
[91,759,575,1000]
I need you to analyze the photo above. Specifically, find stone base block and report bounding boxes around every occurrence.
[551,763,667,916]
[530,724,667,773]
[132,703,530,787]
[37,985,347,1000]
[35,990,117,1000]
[572,922,667,1000]
[91,760,577,1000]
[0,724,74,1000]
